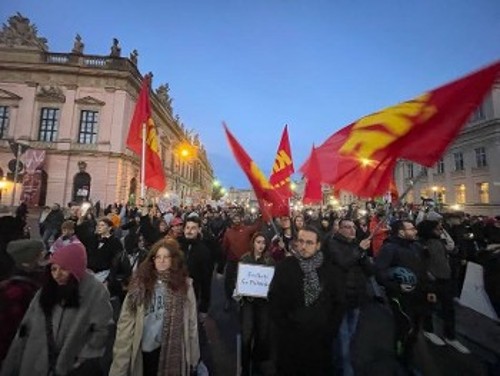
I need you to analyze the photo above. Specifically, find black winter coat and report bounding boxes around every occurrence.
[178,236,213,313]
[268,256,345,375]
[325,234,374,309]
[375,236,428,296]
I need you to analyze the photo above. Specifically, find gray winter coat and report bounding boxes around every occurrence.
[1,272,113,376]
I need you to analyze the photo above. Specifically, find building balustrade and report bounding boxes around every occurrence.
[44,52,132,71]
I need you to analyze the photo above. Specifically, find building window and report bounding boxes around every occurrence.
[420,167,428,176]
[78,110,98,144]
[406,163,414,178]
[477,182,489,204]
[455,184,466,204]
[436,158,445,174]
[38,107,59,142]
[453,152,464,171]
[0,106,9,139]
[475,147,487,168]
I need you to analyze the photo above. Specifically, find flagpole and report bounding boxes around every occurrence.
[140,122,146,199]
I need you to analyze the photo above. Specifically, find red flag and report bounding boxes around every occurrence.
[301,61,500,197]
[126,76,166,192]
[302,145,323,204]
[224,124,289,219]
[269,125,294,199]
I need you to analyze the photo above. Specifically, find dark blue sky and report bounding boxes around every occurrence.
[1,1,499,189]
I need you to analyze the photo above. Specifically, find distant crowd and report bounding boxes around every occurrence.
[0,199,499,375]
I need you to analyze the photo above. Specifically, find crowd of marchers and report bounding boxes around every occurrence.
[0,199,499,376]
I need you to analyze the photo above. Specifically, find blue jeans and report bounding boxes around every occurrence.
[334,308,360,376]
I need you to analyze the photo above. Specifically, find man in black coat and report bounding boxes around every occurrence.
[324,218,373,376]
[268,225,345,375]
[178,216,213,321]
[375,219,431,370]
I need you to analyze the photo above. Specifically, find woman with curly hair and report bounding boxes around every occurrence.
[109,238,200,376]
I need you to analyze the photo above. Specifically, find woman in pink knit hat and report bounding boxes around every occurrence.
[1,242,113,376]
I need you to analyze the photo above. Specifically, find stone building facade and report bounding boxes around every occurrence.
[394,84,500,216]
[0,13,214,208]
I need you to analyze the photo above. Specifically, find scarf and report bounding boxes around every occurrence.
[297,251,324,307]
[157,271,186,376]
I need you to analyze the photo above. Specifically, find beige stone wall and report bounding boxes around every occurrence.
[0,44,214,206]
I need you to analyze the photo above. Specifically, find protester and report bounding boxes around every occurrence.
[41,203,65,250]
[0,239,45,365]
[375,220,430,370]
[178,216,213,321]
[324,219,374,376]
[1,242,113,376]
[238,232,275,376]
[417,220,470,354]
[109,238,200,376]
[167,216,184,240]
[49,220,80,254]
[268,226,345,375]
[222,213,261,311]
[270,215,296,262]
[77,216,123,283]
[0,216,25,281]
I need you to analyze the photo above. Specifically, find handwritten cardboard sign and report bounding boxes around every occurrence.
[236,263,275,298]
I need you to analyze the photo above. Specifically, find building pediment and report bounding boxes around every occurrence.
[75,96,105,106]
[0,13,48,51]
[0,88,22,101]
[36,85,66,103]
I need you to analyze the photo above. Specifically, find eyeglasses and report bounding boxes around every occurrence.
[297,239,316,246]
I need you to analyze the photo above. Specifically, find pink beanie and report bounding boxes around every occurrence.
[50,242,87,281]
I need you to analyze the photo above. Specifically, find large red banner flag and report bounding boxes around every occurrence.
[302,145,323,205]
[126,76,166,192]
[223,124,289,219]
[301,61,500,197]
[269,125,295,199]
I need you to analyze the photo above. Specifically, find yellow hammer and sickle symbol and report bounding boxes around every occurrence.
[272,150,292,172]
[339,93,437,159]
[250,162,273,189]
[146,118,159,153]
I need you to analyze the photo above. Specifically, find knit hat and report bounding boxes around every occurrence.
[49,242,87,281]
[6,239,45,267]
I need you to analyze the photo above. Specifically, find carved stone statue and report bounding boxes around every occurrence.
[73,161,91,203]
[193,133,200,146]
[109,38,121,57]
[77,160,87,172]
[156,83,173,114]
[0,12,48,50]
[36,86,66,103]
[71,33,84,54]
[129,49,138,65]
